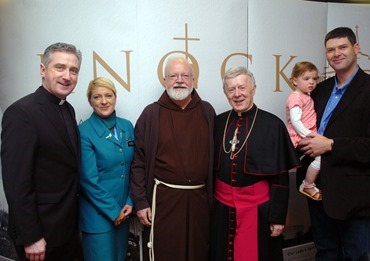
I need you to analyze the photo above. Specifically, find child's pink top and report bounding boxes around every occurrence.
[286,91,317,147]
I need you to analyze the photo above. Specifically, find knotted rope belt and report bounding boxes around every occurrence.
[148,178,205,261]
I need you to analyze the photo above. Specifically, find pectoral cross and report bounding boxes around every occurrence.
[229,128,239,153]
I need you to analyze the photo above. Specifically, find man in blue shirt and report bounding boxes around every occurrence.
[299,27,370,260]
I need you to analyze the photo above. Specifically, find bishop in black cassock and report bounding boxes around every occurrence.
[211,67,300,261]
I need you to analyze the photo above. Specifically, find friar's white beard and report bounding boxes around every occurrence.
[166,84,193,101]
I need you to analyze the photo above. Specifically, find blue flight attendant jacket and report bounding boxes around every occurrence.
[79,112,134,233]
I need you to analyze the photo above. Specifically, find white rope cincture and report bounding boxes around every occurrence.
[148,178,205,261]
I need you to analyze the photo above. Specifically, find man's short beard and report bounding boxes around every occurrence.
[166,84,193,101]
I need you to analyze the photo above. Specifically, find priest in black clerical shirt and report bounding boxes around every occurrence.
[1,42,83,261]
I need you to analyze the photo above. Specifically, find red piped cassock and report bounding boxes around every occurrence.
[211,105,300,261]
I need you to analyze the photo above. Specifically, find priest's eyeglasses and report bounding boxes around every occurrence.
[166,74,193,81]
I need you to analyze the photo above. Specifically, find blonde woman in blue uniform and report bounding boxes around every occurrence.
[79,77,134,261]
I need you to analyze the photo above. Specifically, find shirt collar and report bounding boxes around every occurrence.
[333,66,359,93]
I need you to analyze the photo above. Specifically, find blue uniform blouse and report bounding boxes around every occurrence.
[79,112,134,233]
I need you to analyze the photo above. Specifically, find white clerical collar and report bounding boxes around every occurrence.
[59,99,66,105]
[236,104,254,117]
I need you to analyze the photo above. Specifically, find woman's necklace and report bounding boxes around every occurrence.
[222,107,258,160]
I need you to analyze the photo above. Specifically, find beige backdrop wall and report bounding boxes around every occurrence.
[1,0,370,258]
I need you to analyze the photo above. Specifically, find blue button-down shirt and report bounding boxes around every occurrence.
[317,66,359,134]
